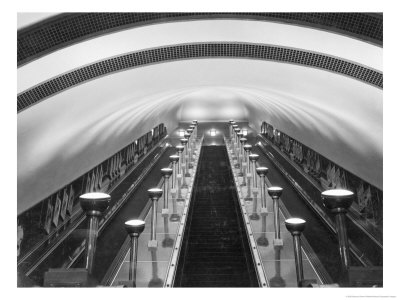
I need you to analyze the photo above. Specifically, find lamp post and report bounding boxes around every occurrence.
[169,155,180,218]
[124,219,145,286]
[234,127,240,152]
[248,154,259,215]
[232,123,238,129]
[169,199,181,222]
[243,145,252,172]
[269,245,286,287]
[249,159,261,220]
[184,132,191,143]
[256,167,269,215]
[148,249,163,287]
[162,214,174,247]
[187,128,194,167]
[243,144,253,199]
[80,192,111,275]
[148,188,163,249]
[321,189,354,284]
[184,131,191,156]
[238,136,246,176]
[177,144,185,171]
[192,120,198,134]
[192,121,198,148]
[191,121,197,139]
[169,155,179,194]
[180,138,190,178]
[228,120,235,139]
[229,122,236,149]
[249,154,259,188]
[176,145,185,200]
[256,213,269,246]
[237,132,244,154]
[239,137,247,178]
[233,127,240,159]
[239,137,247,156]
[161,168,173,216]
[285,218,306,287]
[189,125,196,151]
[268,187,284,246]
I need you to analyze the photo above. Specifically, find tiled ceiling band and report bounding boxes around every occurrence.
[17,42,383,112]
[17,13,383,66]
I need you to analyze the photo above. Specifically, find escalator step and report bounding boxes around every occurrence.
[174,146,258,287]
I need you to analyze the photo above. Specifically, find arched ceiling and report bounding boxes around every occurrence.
[17,14,382,214]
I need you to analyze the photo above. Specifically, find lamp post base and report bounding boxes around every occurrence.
[148,240,158,249]
[169,214,181,222]
[256,236,269,247]
[117,280,136,287]
[249,213,260,220]
[299,279,318,287]
[162,237,174,248]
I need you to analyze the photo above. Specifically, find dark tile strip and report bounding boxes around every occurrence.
[17,42,382,113]
[18,13,382,65]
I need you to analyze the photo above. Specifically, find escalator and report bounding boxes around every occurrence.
[248,136,362,283]
[255,136,382,266]
[25,144,169,285]
[72,146,177,284]
[174,146,259,287]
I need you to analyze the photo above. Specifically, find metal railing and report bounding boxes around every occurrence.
[223,135,269,287]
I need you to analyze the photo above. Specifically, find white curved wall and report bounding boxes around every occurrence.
[18,58,382,213]
[17,12,59,30]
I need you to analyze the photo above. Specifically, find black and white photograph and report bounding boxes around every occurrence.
[8,0,399,298]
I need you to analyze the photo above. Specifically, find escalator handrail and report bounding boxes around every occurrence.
[165,135,204,287]
[258,134,383,249]
[223,136,268,287]
[256,139,374,267]
[21,138,168,278]
[64,144,170,270]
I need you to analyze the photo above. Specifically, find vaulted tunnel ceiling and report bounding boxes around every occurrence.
[17,13,383,214]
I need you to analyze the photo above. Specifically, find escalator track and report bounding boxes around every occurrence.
[174,146,259,287]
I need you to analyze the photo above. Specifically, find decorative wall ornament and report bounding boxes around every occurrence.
[17,123,167,266]
[260,121,382,227]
